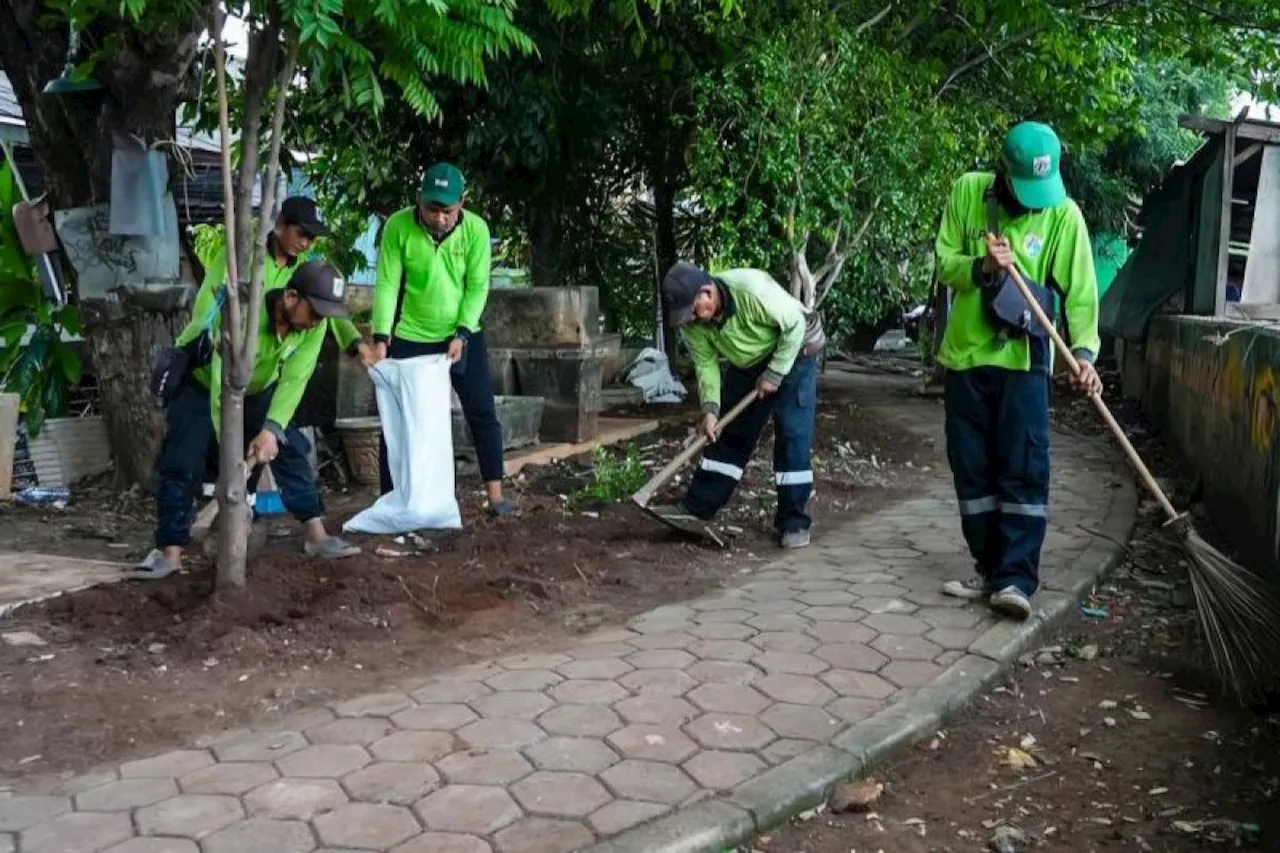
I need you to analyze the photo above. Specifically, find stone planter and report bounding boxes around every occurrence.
[452,395,545,459]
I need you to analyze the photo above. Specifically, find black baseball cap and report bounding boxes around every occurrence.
[289,261,350,318]
[661,261,713,326]
[280,196,330,238]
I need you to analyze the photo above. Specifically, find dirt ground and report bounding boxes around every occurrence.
[0,362,935,788]
[739,366,1280,853]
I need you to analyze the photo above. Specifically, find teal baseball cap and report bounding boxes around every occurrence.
[419,162,465,206]
[1002,122,1066,210]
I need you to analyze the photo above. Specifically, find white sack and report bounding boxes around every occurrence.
[624,347,687,404]
[344,355,462,534]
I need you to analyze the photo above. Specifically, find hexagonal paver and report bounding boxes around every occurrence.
[556,658,632,680]
[687,683,771,715]
[458,719,546,750]
[435,750,534,785]
[626,631,696,651]
[795,590,858,607]
[344,762,441,805]
[692,608,754,624]
[277,744,371,777]
[136,794,243,838]
[826,697,885,724]
[103,839,199,853]
[761,739,816,766]
[333,692,415,718]
[201,817,315,853]
[862,614,929,636]
[755,673,836,706]
[570,642,636,660]
[682,751,765,790]
[393,704,480,731]
[178,761,277,796]
[859,597,918,615]
[415,785,522,835]
[471,691,556,720]
[684,713,777,751]
[752,651,830,675]
[485,670,562,692]
[750,632,818,653]
[120,749,214,779]
[0,795,70,831]
[820,669,897,699]
[606,725,699,763]
[390,833,493,853]
[314,803,420,849]
[927,627,984,649]
[746,614,810,633]
[625,649,696,670]
[686,639,758,662]
[510,771,611,818]
[493,817,594,853]
[760,703,843,740]
[815,642,889,671]
[20,812,132,853]
[525,738,620,774]
[75,778,177,811]
[871,634,943,661]
[537,704,622,738]
[306,716,394,745]
[915,606,985,629]
[499,653,572,671]
[244,778,348,820]
[685,661,763,685]
[411,680,493,704]
[806,621,878,645]
[549,680,628,705]
[588,800,670,835]
[881,660,944,688]
[848,583,910,597]
[800,606,868,622]
[617,669,697,696]
[601,760,696,805]
[688,622,756,641]
[614,694,698,725]
[213,730,308,762]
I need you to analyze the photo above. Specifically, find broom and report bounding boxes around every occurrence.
[1003,261,1280,696]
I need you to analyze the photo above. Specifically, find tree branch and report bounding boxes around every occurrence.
[815,198,880,309]
[934,24,1044,99]
[856,2,896,34]
[212,1,241,375]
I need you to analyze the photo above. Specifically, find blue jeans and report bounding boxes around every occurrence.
[683,355,818,535]
[378,329,505,492]
[154,381,323,548]
[943,340,1051,596]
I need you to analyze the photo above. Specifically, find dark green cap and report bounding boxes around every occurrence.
[1002,122,1066,210]
[420,162,465,206]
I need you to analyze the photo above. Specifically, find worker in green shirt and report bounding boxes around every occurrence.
[367,162,515,516]
[934,121,1103,620]
[650,262,823,549]
[137,261,362,578]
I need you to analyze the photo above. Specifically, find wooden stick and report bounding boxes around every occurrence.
[1001,262,1179,521]
[631,391,761,507]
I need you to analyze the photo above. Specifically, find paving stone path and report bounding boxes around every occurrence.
[0,390,1136,853]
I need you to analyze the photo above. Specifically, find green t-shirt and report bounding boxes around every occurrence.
[373,208,492,343]
[935,172,1101,372]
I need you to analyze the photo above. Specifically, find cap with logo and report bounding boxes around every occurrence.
[1001,121,1066,211]
[419,162,466,207]
[289,261,350,318]
[662,261,714,326]
[279,196,330,238]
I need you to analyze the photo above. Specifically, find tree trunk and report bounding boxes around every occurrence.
[0,0,202,488]
[528,206,558,289]
[652,168,678,354]
[215,388,251,585]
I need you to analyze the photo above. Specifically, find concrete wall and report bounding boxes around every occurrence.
[1117,314,1280,574]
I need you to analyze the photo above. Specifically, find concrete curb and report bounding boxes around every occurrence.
[581,463,1138,853]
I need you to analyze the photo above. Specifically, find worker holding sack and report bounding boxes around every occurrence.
[137,261,362,578]
[934,121,1103,620]
[367,162,516,517]
[650,262,825,549]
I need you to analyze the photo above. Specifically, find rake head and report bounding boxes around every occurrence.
[1181,529,1280,701]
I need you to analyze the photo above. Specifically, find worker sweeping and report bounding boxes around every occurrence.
[649,262,824,549]
[934,120,1103,619]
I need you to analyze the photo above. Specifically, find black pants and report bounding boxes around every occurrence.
[944,338,1051,596]
[379,330,504,493]
[154,382,323,548]
[683,355,819,535]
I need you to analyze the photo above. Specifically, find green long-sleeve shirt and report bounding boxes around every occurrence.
[682,268,807,415]
[372,208,492,343]
[935,171,1101,372]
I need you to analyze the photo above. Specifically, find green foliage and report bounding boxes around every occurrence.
[0,278,83,439]
[566,446,648,509]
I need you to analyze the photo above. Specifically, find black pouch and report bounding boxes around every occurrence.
[149,332,216,404]
[981,189,1057,339]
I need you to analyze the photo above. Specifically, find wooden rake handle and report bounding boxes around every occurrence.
[632,391,761,507]
[1003,263,1179,521]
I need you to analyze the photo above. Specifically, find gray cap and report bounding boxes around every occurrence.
[289,261,349,318]
[661,262,713,326]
